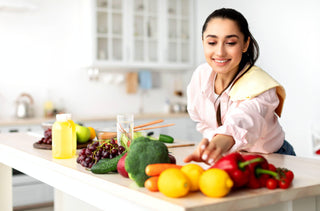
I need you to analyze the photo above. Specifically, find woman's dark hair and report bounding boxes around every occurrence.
[202,8,259,71]
[202,8,260,126]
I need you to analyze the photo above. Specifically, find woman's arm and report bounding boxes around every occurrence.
[185,88,280,165]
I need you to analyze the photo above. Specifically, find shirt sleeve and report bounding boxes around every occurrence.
[186,67,217,139]
[187,68,217,140]
[213,88,280,152]
[186,70,202,131]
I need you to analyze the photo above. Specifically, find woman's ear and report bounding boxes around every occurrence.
[243,37,251,53]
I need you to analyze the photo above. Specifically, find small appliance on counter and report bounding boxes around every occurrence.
[171,102,187,113]
[15,93,34,118]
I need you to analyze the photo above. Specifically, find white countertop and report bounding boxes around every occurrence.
[1,133,320,210]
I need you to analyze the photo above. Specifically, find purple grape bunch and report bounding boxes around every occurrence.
[37,128,52,144]
[77,139,126,169]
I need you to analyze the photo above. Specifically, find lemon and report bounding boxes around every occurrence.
[181,163,204,191]
[158,168,190,198]
[88,127,96,140]
[199,168,233,198]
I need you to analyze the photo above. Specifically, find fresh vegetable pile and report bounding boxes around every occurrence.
[141,152,294,198]
[77,134,294,199]
[76,133,175,175]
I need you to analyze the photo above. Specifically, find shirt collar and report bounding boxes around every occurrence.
[201,64,251,98]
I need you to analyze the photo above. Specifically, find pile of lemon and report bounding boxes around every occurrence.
[158,164,233,198]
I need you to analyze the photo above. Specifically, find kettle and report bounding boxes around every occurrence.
[15,93,34,118]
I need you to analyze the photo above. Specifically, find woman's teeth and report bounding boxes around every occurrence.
[215,59,228,63]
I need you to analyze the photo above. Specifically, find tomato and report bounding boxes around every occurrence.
[278,179,291,189]
[266,178,278,189]
[285,170,294,182]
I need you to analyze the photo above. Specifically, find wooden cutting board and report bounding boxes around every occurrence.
[33,140,93,150]
[33,140,194,149]
[126,72,138,94]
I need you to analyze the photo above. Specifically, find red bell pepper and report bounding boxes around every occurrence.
[211,152,264,188]
[242,154,279,189]
[268,163,277,172]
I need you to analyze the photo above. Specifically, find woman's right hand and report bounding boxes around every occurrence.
[183,138,210,164]
[184,135,235,165]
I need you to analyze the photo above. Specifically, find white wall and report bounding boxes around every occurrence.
[0,0,185,120]
[195,0,320,157]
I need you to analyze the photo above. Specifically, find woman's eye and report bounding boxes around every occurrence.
[208,42,216,45]
[226,42,236,46]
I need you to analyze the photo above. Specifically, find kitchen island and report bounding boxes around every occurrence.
[1,133,320,211]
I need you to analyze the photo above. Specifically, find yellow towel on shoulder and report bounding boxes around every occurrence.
[228,66,285,117]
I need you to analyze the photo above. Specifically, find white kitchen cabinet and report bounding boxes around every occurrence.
[82,0,195,71]
[0,125,42,134]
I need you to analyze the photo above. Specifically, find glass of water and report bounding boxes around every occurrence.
[117,114,134,147]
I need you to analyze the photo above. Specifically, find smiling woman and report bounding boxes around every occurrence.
[202,17,250,93]
[184,8,295,166]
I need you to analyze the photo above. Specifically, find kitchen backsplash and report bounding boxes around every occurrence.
[0,69,190,120]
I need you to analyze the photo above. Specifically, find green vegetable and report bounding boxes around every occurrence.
[120,133,130,151]
[133,132,144,139]
[91,153,125,174]
[125,136,170,187]
[129,135,148,146]
[159,134,174,143]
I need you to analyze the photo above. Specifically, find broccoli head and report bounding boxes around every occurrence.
[124,136,170,187]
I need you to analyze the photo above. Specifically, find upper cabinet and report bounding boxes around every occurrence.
[83,0,195,71]
[95,0,124,62]
[166,0,192,64]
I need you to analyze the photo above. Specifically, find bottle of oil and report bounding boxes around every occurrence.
[52,114,73,159]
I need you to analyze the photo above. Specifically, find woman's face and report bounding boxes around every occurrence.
[202,18,250,78]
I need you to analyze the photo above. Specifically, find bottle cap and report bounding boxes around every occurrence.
[56,114,69,122]
[65,113,72,120]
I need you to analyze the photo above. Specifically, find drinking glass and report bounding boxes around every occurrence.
[117,114,134,147]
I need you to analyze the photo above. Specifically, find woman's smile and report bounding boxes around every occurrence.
[213,58,230,65]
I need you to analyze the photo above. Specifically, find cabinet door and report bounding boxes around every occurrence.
[132,0,159,63]
[166,0,193,65]
[91,0,194,70]
[95,0,124,61]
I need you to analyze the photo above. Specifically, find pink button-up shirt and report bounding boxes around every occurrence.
[187,63,284,154]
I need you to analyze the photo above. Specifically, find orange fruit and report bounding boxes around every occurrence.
[88,127,96,140]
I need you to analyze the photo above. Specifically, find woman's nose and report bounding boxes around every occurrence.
[216,43,226,56]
